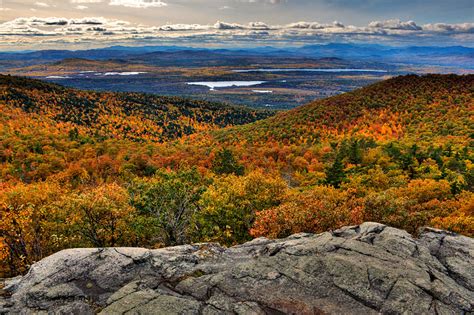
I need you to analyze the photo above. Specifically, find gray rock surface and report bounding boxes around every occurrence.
[1,222,473,314]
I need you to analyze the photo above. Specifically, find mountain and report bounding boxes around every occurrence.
[0,74,274,142]
[197,74,473,238]
[1,74,472,280]
[1,43,473,69]
[2,223,473,314]
[205,74,473,191]
[125,49,349,67]
[216,74,473,146]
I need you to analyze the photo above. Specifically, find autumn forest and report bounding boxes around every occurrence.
[1,73,473,278]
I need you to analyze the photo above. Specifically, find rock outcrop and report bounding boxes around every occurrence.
[1,222,473,314]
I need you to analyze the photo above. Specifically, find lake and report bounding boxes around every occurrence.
[187,81,266,90]
[233,68,388,73]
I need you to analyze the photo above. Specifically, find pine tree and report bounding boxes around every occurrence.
[325,155,346,188]
[348,140,363,165]
[212,148,245,176]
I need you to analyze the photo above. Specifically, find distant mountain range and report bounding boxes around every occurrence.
[1,43,473,69]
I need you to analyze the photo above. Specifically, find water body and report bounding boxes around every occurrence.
[46,75,71,79]
[252,90,273,93]
[187,81,266,91]
[47,72,147,79]
[101,72,148,76]
[233,68,388,73]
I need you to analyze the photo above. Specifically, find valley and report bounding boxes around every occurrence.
[3,59,394,109]
[2,44,472,109]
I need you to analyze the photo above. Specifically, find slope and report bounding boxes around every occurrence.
[0,74,274,142]
[217,74,473,146]
[1,74,472,278]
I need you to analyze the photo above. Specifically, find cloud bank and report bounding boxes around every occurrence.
[0,17,473,50]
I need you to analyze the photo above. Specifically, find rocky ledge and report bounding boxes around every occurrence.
[1,222,473,314]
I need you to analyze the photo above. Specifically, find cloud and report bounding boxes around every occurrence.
[423,23,474,33]
[75,5,89,9]
[109,0,167,8]
[214,21,245,30]
[369,19,421,31]
[157,21,273,31]
[70,0,102,2]
[0,17,472,50]
[158,23,208,31]
[34,2,50,7]
[157,21,272,31]
[237,0,286,4]
[247,22,272,30]
[286,21,346,30]
[71,18,110,25]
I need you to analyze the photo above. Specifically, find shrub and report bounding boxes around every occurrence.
[251,186,363,239]
[192,170,287,245]
[129,168,208,246]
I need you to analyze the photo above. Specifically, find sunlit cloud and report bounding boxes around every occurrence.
[0,17,473,50]
[109,0,167,8]
[70,0,103,3]
[237,0,287,4]
[34,2,50,7]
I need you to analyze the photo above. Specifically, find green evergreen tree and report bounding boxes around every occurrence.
[325,155,346,188]
[212,148,245,176]
[68,127,79,141]
[348,140,363,165]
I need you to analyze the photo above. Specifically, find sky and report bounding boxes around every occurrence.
[0,0,473,50]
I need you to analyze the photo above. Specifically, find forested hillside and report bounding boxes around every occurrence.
[219,74,472,144]
[0,75,273,142]
[207,74,473,239]
[1,74,472,278]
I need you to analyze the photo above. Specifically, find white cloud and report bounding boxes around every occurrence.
[238,0,286,4]
[214,21,245,30]
[34,2,50,7]
[287,21,345,30]
[0,17,472,49]
[369,19,421,31]
[75,5,89,9]
[287,22,325,29]
[70,0,103,3]
[159,21,272,31]
[159,23,208,31]
[109,0,167,8]
[248,21,272,30]
[423,23,474,33]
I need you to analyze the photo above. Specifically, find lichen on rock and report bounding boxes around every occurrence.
[1,222,473,314]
